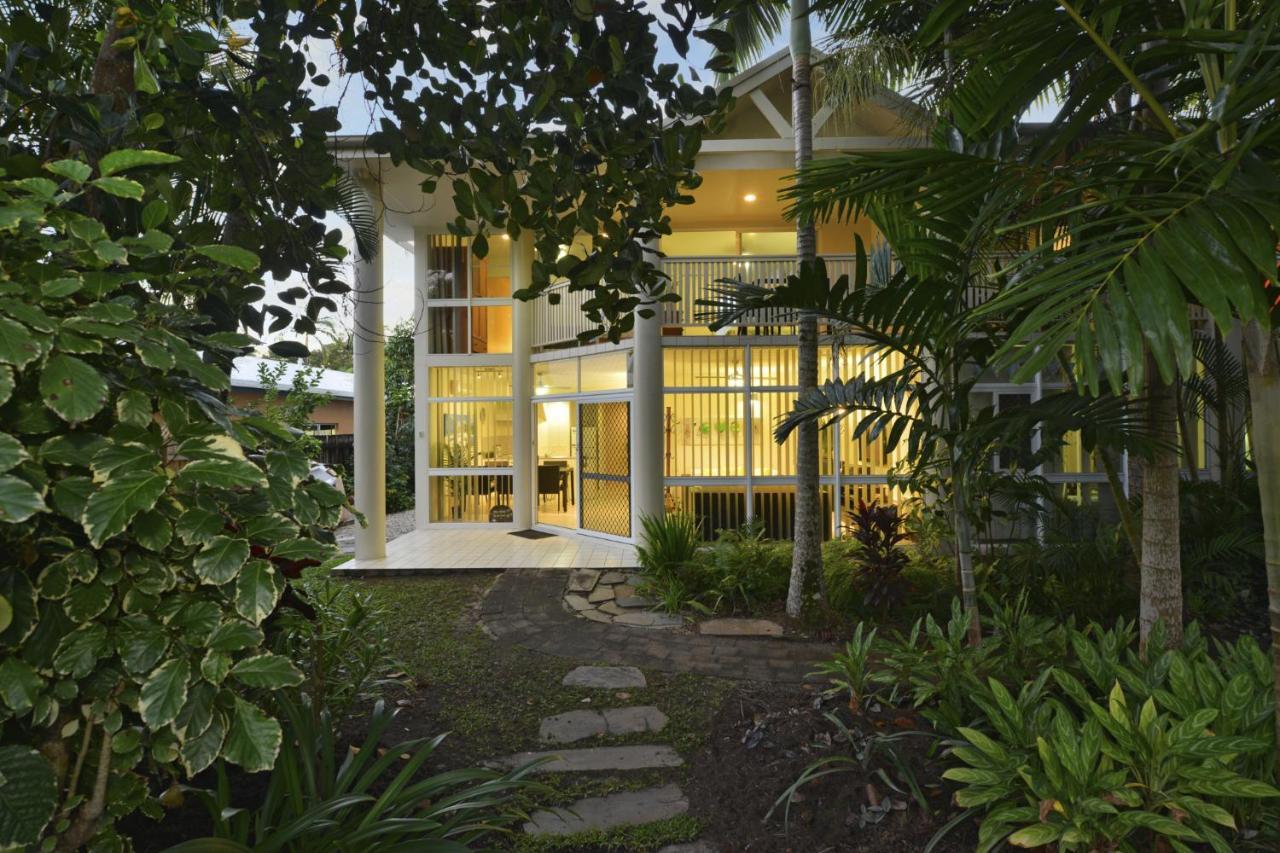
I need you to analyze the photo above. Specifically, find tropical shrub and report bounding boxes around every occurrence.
[0,159,347,849]
[170,697,539,852]
[273,575,408,725]
[845,500,911,615]
[698,521,791,613]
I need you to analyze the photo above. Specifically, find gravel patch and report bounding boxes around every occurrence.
[334,508,416,554]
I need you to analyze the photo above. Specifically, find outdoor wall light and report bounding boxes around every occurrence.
[742,192,757,203]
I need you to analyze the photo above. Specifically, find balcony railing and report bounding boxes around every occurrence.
[531,254,860,348]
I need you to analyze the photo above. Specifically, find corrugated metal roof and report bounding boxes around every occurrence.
[230,356,354,400]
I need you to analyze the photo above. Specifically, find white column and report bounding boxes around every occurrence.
[353,186,386,560]
[510,233,534,529]
[413,227,430,530]
[630,241,665,539]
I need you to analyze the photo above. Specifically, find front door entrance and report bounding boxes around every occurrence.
[578,401,631,538]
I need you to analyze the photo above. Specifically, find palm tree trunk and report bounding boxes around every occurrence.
[786,0,823,617]
[1140,356,1183,651]
[1241,322,1280,759]
[952,466,981,646]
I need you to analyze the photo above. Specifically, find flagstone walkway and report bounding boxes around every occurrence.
[481,568,835,683]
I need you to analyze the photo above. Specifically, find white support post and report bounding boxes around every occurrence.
[510,233,534,529]
[413,227,430,531]
[630,240,665,540]
[353,184,386,560]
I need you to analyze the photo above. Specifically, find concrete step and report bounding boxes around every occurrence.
[489,744,683,774]
[539,706,669,744]
[523,783,689,836]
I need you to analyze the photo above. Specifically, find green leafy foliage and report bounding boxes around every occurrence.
[0,162,346,848]
[173,697,542,852]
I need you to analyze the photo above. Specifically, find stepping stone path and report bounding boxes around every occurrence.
[495,665,712,847]
[540,706,669,743]
[562,571,685,629]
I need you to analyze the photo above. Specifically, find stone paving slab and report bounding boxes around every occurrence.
[539,706,669,743]
[562,665,647,689]
[614,611,684,629]
[523,783,689,836]
[566,569,601,592]
[699,618,785,637]
[490,744,683,773]
[657,843,718,853]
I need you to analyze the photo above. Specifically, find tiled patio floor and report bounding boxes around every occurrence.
[331,527,638,574]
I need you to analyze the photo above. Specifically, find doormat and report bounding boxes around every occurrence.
[509,529,557,540]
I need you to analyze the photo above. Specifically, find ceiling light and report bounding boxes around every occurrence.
[743,193,758,203]
[501,234,510,241]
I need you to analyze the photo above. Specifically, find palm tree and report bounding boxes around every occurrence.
[717,0,912,617]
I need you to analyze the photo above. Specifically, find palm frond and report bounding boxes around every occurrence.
[714,0,789,71]
[334,172,380,262]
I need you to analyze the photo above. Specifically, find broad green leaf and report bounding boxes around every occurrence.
[92,240,128,264]
[193,536,250,585]
[270,538,333,562]
[0,317,41,368]
[40,355,109,423]
[40,432,107,466]
[200,651,231,685]
[133,50,159,94]
[90,442,156,480]
[0,366,13,406]
[81,470,168,547]
[139,658,190,729]
[0,434,26,472]
[222,697,281,772]
[194,244,260,272]
[175,507,225,545]
[175,458,267,491]
[44,159,92,184]
[116,618,168,674]
[1008,823,1062,847]
[229,654,303,688]
[91,177,144,200]
[52,623,108,679]
[134,509,173,551]
[234,560,281,625]
[0,658,44,714]
[0,475,45,524]
[180,711,227,776]
[63,579,112,623]
[0,746,58,846]
[98,149,181,177]
[205,620,264,652]
[116,390,152,427]
[51,477,92,522]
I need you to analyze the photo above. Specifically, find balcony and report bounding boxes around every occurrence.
[531,254,858,348]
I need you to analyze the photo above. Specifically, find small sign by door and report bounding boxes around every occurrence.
[489,504,513,523]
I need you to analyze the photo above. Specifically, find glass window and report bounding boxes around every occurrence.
[663,393,746,477]
[750,391,834,476]
[429,366,511,398]
[750,347,798,387]
[663,348,745,388]
[471,306,512,354]
[425,235,468,299]
[741,231,797,256]
[430,401,513,467]
[428,306,468,354]
[473,236,511,297]
[430,474,513,522]
[534,359,578,396]
[536,401,577,529]
[580,351,631,392]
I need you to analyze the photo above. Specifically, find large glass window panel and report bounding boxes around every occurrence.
[428,306,468,354]
[535,401,577,528]
[840,410,908,477]
[471,306,512,354]
[663,393,746,477]
[430,474,513,522]
[425,235,468,299]
[580,351,632,392]
[663,348,745,388]
[534,359,578,396]
[741,231,797,255]
[430,401,512,467]
[473,237,511,297]
[429,366,511,398]
[750,391,834,476]
[750,347,798,387]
